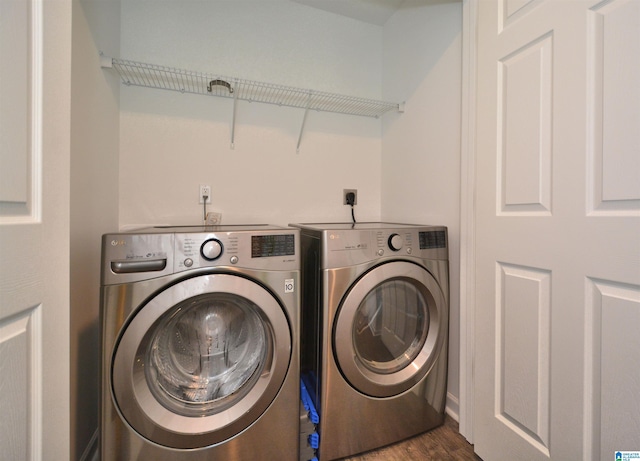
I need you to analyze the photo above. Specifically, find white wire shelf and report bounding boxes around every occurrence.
[101,56,403,151]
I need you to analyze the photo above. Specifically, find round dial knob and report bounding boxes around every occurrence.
[200,238,223,261]
[388,233,403,252]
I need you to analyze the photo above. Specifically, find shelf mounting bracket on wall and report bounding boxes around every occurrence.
[100,55,404,151]
[231,85,238,149]
[207,78,237,149]
[297,92,312,154]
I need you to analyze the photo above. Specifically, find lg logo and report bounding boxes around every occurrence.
[111,240,126,246]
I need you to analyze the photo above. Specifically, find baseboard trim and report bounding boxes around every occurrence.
[445,392,460,422]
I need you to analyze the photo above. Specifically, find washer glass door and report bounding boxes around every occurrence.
[147,292,267,417]
[112,273,291,449]
[334,261,446,397]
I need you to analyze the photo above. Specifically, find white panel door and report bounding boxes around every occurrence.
[474,0,640,460]
[0,0,71,459]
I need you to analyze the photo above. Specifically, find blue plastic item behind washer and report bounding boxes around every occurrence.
[300,379,319,424]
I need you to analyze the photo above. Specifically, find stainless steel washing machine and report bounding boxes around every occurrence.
[291,222,449,460]
[100,225,299,460]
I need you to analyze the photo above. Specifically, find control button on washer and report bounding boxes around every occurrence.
[388,233,403,251]
[201,239,223,261]
[377,249,384,256]
[184,258,193,267]
[230,256,239,264]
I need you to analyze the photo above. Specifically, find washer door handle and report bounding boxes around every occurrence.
[111,259,167,274]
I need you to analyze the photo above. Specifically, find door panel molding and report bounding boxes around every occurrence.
[498,32,553,215]
[496,262,551,455]
[0,0,42,223]
[587,0,640,216]
[584,278,640,460]
[0,306,42,461]
[499,0,545,32]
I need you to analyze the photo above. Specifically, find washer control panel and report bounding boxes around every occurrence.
[175,231,297,272]
[102,227,299,285]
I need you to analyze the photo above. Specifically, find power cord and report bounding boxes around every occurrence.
[202,195,209,223]
[346,192,356,224]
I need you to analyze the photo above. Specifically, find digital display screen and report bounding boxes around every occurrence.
[251,234,295,258]
[419,231,446,249]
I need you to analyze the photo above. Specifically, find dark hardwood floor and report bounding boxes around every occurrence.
[340,416,482,461]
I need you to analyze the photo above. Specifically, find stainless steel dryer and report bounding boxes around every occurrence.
[100,225,299,461]
[291,222,449,460]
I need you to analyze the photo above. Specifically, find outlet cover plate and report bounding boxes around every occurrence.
[343,189,357,205]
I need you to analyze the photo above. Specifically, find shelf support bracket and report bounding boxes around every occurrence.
[296,92,312,154]
[230,82,238,149]
[99,52,113,69]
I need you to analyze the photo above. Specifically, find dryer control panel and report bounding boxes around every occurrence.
[292,223,448,269]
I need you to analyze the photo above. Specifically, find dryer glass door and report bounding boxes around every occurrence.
[112,273,291,449]
[353,279,428,375]
[334,261,446,398]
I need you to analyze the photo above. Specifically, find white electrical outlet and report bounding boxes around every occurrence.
[205,212,222,225]
[199,185,211,204]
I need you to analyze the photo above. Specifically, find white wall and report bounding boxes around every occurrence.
[118,0,386,228]
[381,0,463,417]
[70,0,120,458]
